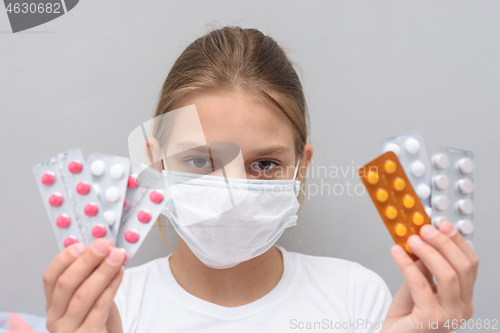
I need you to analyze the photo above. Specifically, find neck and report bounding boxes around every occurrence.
[169,238,284,307]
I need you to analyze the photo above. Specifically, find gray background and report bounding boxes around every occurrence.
[1,0,498,329]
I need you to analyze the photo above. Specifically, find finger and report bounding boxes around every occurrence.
[65,248,125,329]
[49,239,111,319]
[386,282,414,318]
[414,260,438,293]
[43,243,87,309]
[415,260,433,282]
[407,235,461,310]
[439,221,479,279]
[420,223,475,303]
[106,301,124,333]
[390,245,436,308]
[79,267,125,331]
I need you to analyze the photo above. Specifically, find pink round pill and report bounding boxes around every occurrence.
[56,214,71,228]
[149,190,164,204]
[76,181,91,195]
[41,172,55,186]
[63,236,78,248]
[91,224,107,238]
[84,203,99,216]
[128,175,138,188]
[68,160,83,174]
[137,209,152,223]
[48,193,63,207]
[124,229,139,243]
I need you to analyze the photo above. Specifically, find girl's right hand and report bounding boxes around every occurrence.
[43,239,125,333]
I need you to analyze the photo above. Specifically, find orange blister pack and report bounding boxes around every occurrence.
[359,151,431,260]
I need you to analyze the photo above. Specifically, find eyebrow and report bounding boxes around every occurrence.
[175,141,208,150]
[250,145,291,157]
[173,141,291,158]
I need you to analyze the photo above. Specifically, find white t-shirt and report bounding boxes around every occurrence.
[114,246,392,333]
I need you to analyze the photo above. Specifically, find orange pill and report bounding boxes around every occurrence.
[393,177,406,191]
[376,188,389,202]
[367,171,379,185]
[395,223,407,237]
[385,206,398,219]
[384,160,397,174]
[359,151,431,262]
[412,212,425,226]
[403,194,415,209]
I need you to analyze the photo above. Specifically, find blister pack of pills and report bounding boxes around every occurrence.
[33,148,114,250]
[381,131,432,215]
[430,146,475,248]
[359,151,431,260]
[87,154,131,238]
[116,166,166,264]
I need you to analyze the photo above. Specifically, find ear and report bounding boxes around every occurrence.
[297,143,313,181]
[145,137,164,172]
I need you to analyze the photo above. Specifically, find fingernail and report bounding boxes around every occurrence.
[92,240,108,255]
[441,222,455,236]
[421,224,438,237]
[70,244,86,257]
[392,245,405,256]
[106,249,122,265]
[409,235,423,245]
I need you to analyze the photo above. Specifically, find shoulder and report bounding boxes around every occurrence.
[114,256,169,308]
[285,247,383,282]
[283,247,391,300]
[283,248,392,320]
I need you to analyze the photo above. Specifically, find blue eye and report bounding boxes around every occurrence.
[187,158,212,169]
[251,160,277,171]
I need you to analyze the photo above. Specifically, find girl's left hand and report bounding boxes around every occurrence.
[380,221,479,333]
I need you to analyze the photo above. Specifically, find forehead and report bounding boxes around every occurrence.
[175,90,296,154]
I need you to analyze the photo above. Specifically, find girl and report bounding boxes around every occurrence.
[42,26,478,333]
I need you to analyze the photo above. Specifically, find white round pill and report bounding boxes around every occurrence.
[432,195,449,211]
[410,161,426,177]
[416,184,431,199]
[433,174,449,190]
[405,138,420,154]
[90,160,106,176]
[110,164,125,179]
[92,183,101,195]
[457,178,473,195]
[432,153,449,170]
[104,187,120,202]
[457,199,473,215]
[432,216,446,228]
[103,210,117,225]
[383,143,401,156]
[457,158,474,174]
[425,207,432,217]
[465,240,474,250]
[457,219,474,235]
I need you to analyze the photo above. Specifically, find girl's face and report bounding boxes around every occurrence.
[165,90,305,180]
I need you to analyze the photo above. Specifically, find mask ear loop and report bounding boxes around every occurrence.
[293,158,301,196]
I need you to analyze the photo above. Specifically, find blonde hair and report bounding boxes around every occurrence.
[154,26,309,248]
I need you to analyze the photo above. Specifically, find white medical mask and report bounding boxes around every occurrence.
[161,161,301,269]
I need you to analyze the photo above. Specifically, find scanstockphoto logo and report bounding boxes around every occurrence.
[3,0,79,33]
